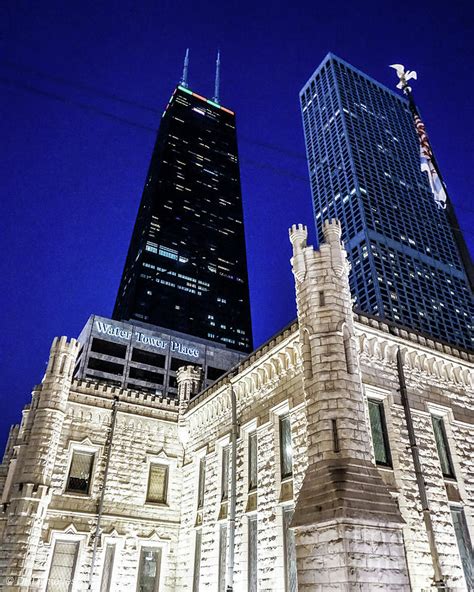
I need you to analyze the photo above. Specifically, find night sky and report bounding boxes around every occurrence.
[1,0,473,449]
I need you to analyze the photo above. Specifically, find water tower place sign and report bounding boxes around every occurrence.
[95,321,200,359]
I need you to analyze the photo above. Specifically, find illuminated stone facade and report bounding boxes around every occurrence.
[0,222,472,591]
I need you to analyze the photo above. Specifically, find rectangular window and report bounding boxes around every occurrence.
[221,446,230,501]
[368,400,392,467]
[248,432,258,491]
[279,415,293,479]
[248,516,258,592]
[66,451,94,494]
[197,457,206,509]
[137,547,161,592]
[283,508,298,592]
[100,544,115,592]
[146,464,169,503]
[46,541,79,592]
[218,523,228,592]
[432,416,455,478]
[193,530,202,592]
[450,507,474,590]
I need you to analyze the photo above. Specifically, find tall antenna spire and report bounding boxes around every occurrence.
[213,50,221,104]
[180,48,190,88]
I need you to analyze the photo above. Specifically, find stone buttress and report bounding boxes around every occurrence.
[289,221,410,591]
[0,337,80,590]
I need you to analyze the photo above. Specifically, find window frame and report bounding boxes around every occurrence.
[144,452,174,506]
[136,545,163,592]
[45,531,85,592]
[279,414,293,481]
[248,430,258,492]
[367,398,392,468]
[146,463,169,505]
[64,443,98,497]
[431,414,456,480]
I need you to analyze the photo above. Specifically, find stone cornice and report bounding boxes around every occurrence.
[184,312,472,434]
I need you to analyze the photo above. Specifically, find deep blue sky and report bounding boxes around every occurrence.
[1,0,473,448]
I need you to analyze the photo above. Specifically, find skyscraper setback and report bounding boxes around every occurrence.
[300,54,473,350]
[113,76,253,353]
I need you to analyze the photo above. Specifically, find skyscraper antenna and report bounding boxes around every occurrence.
[180,48,190,88]
[213,50,221,104]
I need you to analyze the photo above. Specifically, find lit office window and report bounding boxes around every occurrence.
[248,516,258,592]
[137,547,161,592]
[100,544,115,592]
[450,506,474,590]
[283,508,297,592]
[221,446,230,501]
[66,451,94,494]
[146,464,169,503]
[218,523,228,592]
[368,400,392,467]
[279,415,293,479]
[193,530,202,592]
[431,416,455,478]
[248,432,258,491]
[46,541,79,592]
[197,457,206,509]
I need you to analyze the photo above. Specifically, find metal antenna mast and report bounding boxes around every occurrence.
[213,50,221,104]
[180,48,190,88]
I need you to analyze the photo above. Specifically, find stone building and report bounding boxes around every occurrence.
[0,221,472,591]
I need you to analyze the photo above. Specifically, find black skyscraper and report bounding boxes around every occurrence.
[113,81,253,353]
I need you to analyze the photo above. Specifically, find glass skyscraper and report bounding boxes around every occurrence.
[300,54,473,350]
[113,84,253,353]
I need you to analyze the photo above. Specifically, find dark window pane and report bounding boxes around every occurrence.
[91,338,127,359]
[87,357,124,376]
[66,451,94,494]
[129,366,164,385]
[207,366,226,381]
[368,400,392,467]
[432,416,455,478]
[131,348,166,368]
[170,357,198,372]
[279,415,293,479]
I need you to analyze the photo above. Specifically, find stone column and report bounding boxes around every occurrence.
[0,337,80,590]
[176,365,202,445]
[289,221,410,591]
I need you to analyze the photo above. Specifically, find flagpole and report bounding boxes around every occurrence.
[399,78,474,293]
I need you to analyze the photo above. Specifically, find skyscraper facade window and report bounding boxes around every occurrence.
[113,83,253,353]
[300,54,473,350]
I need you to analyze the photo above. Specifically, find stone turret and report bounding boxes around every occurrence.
[289,221,410,590]
[176,365,202,444]
[0,337,80,590]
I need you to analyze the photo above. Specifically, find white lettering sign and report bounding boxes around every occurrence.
[94,321,201,358]
[171,341,200,358]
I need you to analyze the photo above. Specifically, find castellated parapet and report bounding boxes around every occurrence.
[0,222,473,591]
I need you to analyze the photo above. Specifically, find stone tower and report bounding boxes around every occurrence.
[289,221,410,590]
[0,337,80,590]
